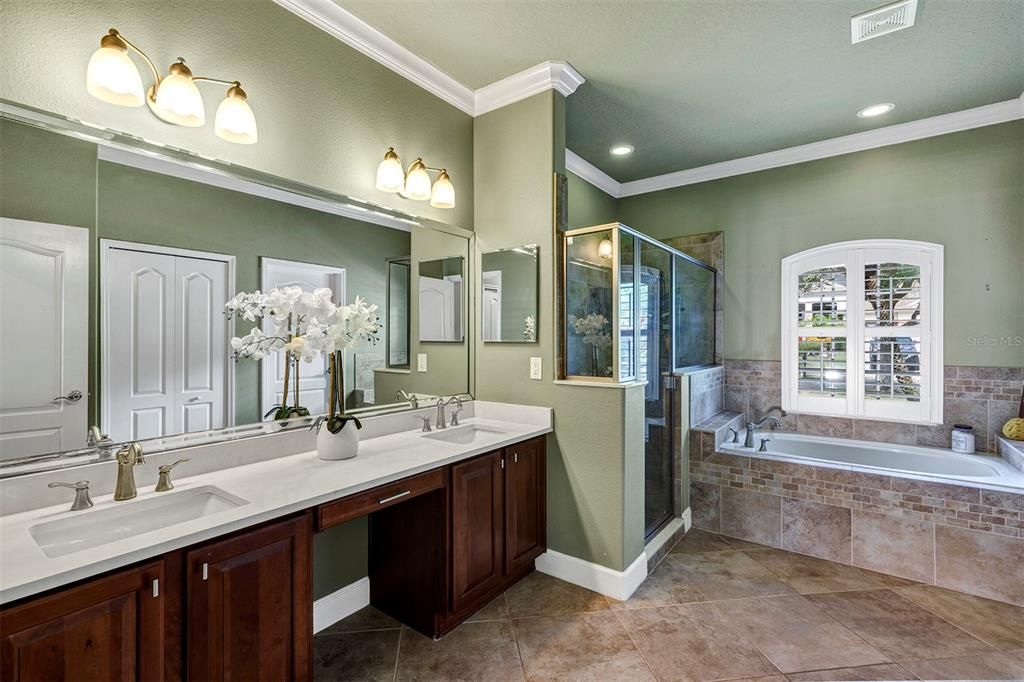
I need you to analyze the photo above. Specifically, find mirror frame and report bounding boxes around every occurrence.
[0,101,477,476]
[480,243,540,344]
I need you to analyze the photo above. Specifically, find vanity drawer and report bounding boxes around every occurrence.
[316,468,446,530]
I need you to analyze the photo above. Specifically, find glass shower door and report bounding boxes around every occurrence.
[639,241,674,541]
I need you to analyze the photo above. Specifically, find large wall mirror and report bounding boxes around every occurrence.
[0,112,472,468]
[481,244,539,343]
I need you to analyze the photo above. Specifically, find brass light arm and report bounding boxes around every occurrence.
[106,29,161,91]
[191,76,241,87]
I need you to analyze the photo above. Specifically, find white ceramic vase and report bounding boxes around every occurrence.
[316,420,360,460]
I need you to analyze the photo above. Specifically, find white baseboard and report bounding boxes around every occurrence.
[535,549,648,602]
[313,577,370,633]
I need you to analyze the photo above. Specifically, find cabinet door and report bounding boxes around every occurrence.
[0,560,168,682]
[187,515,312,682]
[505,436,547,575]
[450,450,504,613]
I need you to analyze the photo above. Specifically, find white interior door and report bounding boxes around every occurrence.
[419,276,456,341]
[260,258,345,419]
[0,218,89,459]
[103,244,230,442]
[482,271,502,341]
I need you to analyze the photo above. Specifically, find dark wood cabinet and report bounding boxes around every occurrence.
[450,450,505,613]
[186,514,312,682]
[505,436,547,576]
[0,558,175,682]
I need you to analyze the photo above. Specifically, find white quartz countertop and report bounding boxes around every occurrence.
[0,404,552,604]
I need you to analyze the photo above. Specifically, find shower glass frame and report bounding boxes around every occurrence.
[561,223,718,383]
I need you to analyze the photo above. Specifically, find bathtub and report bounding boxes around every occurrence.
[719,431,1024,494]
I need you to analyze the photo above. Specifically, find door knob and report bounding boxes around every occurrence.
[54,390,83,403]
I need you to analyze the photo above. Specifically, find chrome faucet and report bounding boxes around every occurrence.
[114,442,145,501]
[745,415,783,448]
[396,390,419,409]
[448,396,463,427]
[435,396,462,430]
[49,480,93,511]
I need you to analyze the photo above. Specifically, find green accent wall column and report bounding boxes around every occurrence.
[473,92,645,572]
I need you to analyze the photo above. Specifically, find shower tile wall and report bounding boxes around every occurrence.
[724,361,1023,453]
[688,366,724,425]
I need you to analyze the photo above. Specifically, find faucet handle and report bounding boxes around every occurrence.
[155,459,189,492]
[415,415,432,432]
[49,480,93,511]
[728,428,739,443]
[759,438,771,452]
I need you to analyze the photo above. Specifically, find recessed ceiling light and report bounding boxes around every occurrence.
[857,103,895,119]
[609,144,634,156]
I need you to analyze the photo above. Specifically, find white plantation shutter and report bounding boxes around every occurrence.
[782,240,943,425]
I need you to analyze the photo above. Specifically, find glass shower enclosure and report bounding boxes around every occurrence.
[562,223,717,541]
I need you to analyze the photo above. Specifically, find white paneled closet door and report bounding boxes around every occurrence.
[104,246,229,442]
[0,218,89,459]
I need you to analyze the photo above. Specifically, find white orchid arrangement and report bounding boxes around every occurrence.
[569,313,611,349]
[523,315,536,342]
[225,286,380,425]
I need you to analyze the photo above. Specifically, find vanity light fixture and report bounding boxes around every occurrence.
[857,102,895,119]
[609,144,634,156]
[375,147,455,209]
[85,28,258,144]
[598,238,614,259]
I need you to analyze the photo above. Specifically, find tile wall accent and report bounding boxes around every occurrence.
[725,360,1024,453]
[689,444,1024,605]
[687,366,724,425]
[999,436,1024,474]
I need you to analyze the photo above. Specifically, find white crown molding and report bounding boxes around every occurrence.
[274,0,584,117]
[616,96,1024,197]
[475,61,584,116]
[565,149,622,197]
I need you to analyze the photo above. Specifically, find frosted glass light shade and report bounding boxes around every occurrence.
[376,154,405,193]
[153,73,205,127]
[215,92,258,144]
[598,238,614,259]
[86,46,145,107]
[402,163,432,201]
[429,171,455,209]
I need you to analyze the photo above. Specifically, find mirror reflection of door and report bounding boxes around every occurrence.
[482,271,502,341]
[386,258,410,369]
[0,218,89,458]
[260,258,345,419]
[101,241,233,443]
[418,256,464,342]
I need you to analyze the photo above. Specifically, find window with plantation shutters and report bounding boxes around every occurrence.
[781,240,943,424]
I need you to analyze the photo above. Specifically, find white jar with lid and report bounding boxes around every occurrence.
[951,424,975,454]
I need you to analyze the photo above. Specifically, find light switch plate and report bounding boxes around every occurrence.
[529,357,543,380]
[417,353,428,372]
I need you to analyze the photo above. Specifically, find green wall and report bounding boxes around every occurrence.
[473,92,645,572]
[0,0,474,228]
[618,121,1024,367]
[568,172,619,229]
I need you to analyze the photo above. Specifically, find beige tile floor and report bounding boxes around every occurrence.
[314,529,1024,681]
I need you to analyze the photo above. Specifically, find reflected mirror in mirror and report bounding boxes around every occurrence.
[386,258,411,368]
[418,256,465,342]
[481,244,539,343]
[0,114,471,466]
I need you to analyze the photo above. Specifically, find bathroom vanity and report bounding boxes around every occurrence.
[0,403,550,682]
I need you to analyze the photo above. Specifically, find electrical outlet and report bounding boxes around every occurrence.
[417,353,427,372]
[529,357,543,380]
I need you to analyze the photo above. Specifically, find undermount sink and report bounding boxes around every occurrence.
[29,485,248,558]
[421,424,508,445]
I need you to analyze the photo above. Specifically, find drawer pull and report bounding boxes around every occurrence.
[378,490,411,505]
[202,562,208,581]
[152,578,159,598]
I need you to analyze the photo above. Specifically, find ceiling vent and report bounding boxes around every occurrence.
[851,0,918,44]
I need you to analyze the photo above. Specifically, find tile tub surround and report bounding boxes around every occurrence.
[0,401,553,604]
[725,360,1024,453]
[1000,435,1024,474]
[690,446,1024,605]
[316,533,1024,681]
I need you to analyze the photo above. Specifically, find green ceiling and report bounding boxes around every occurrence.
[338,0,1023,183]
